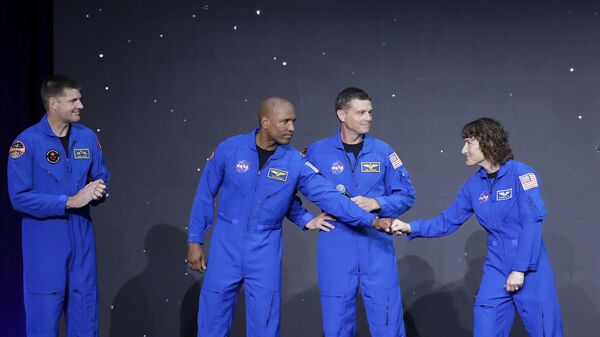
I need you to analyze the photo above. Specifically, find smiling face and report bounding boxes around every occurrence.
[337,98,373,137]
[48,88,83,123]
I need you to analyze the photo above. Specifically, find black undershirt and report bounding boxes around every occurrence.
[59,124,71,154]
[487,170,499,179]
[343,141,363,159]
[257,145,275,171]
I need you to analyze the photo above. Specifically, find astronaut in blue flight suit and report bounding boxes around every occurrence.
[186,97,397,337]
[304,88,416,337]
[393,117,563,337]
[7,75,110,337]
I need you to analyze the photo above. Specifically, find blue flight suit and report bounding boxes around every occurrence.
[305,131,416,337]
[7,115,110,337]
[408,160,563,337]
[188,129,378,337]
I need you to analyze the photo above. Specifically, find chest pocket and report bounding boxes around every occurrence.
[256,166,298,229]
[35,151,64,184]
[71,148,93,186]
[357,159,385,194]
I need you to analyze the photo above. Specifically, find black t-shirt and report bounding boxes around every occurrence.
[59,124,71,154]
[257,145,276,171]
[343,141,363,159]
[487,170,499,180]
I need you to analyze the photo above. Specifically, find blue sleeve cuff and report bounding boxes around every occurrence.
[59,194,68,202]
[187,233,204,245]
[299,212,314,229]
[408,221,420,240]
[374,196,386,212]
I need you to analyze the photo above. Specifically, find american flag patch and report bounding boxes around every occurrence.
[519,173,539,190]
[389,152,403,169]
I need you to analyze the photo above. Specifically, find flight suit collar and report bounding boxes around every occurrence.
[39,114,80,142]
[245,128,287,161]
[333,129,374,154]
[477,159,513,179]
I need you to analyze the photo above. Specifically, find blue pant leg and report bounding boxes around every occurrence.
[66,218,99,337]
[361,285,405,337]
[473,263,515,337]
[22,218,70,337]
[244,282,280,337]
[320,291,357,337]
[198,282,241,337]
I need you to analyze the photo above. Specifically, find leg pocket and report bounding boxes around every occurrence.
[199,287,238,336]
[66,286,99,336]
[24,290,65,336]
[245,286,279,337]
[320,292,356,337]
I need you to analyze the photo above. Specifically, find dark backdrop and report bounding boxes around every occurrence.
[6,0,599,336]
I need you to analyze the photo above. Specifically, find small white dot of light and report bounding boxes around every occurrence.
[143,249,147,253]
[578,115,582,119]
[282,61,287,66]
[98,8,103,12]
[273,56,277,60]
[104,86,109,90]
[85,14,90,18]
[392,94,396,98]
[412,291,416,295]
[185,272,189,276]
[185,226,189,230]
[322,51,326,55]
[110,305,114,310]
[183,118,187,122]
[127,39,131,43]
[170,109,174,112]
[381,41,387,46]
[464,252,468,256]
[165,299,169,302]
[509,93,513,96]
[99,53,104,58]
[192,14,196,18]
[351,71,355,75]
[244,99,248,102]
[233,25,237,30]
[197,168,201,172]
[256,10,261,15]
[159,34,164,38]
[153,99,158,103]
[184,259,188,262]
[96,129,101,132]
[440,150,444,153]
[569,67,574,72]
[145,201,149,205]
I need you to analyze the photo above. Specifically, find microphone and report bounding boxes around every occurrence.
[336,184,353,198]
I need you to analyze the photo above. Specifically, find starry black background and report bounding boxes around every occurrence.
[54,0,600,336]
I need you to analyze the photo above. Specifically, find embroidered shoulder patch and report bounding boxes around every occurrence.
[305,161,319,173]
[9,141,26,159]
[519,173,539,190]
[389,152,403,169]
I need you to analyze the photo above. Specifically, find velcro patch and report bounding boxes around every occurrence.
[305,161,319,173]
[267,168,288,181]
[361,162,381,173]
[519,173,539,190]
[9,141,26,159]
[73,148,90,159]
[496,188,513,201]
[389,152,403,169]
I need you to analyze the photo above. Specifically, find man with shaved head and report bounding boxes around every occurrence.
[187,97,396,337]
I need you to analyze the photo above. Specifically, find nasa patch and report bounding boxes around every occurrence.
[235,159,250,173]
[478,191,490,204]
[331,161,344,175]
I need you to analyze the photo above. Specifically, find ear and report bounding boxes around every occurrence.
[261,117,270,129]
[336,109,346,123]
[48,97,57,111]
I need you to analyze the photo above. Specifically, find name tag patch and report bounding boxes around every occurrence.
[361,162,381,173]
[496,188,512,201]
[74,148,91,159]
[267,168,288,182]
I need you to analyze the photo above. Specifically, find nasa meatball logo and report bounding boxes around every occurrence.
[46,149,60,164]
[478,191,490,204]
[331,161,344,175]
[235,159,250,173]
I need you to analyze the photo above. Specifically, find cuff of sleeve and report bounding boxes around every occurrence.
[363,213,377,227]
[58,195,68,214]
[407,221,420,240]
[374,196,386,213]
[299,213,314,230]
[188,234,204,245]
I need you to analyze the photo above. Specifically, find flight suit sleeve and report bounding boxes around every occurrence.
[89,135,111,206]
[374,149,416,217]
[512,171,546,272]
[7,139,68,218]
[285,194,314,230]
[188,144,226,244]
[408,183,474,239]
[297,159,376,227]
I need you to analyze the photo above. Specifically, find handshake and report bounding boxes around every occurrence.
[372,218,412,235]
